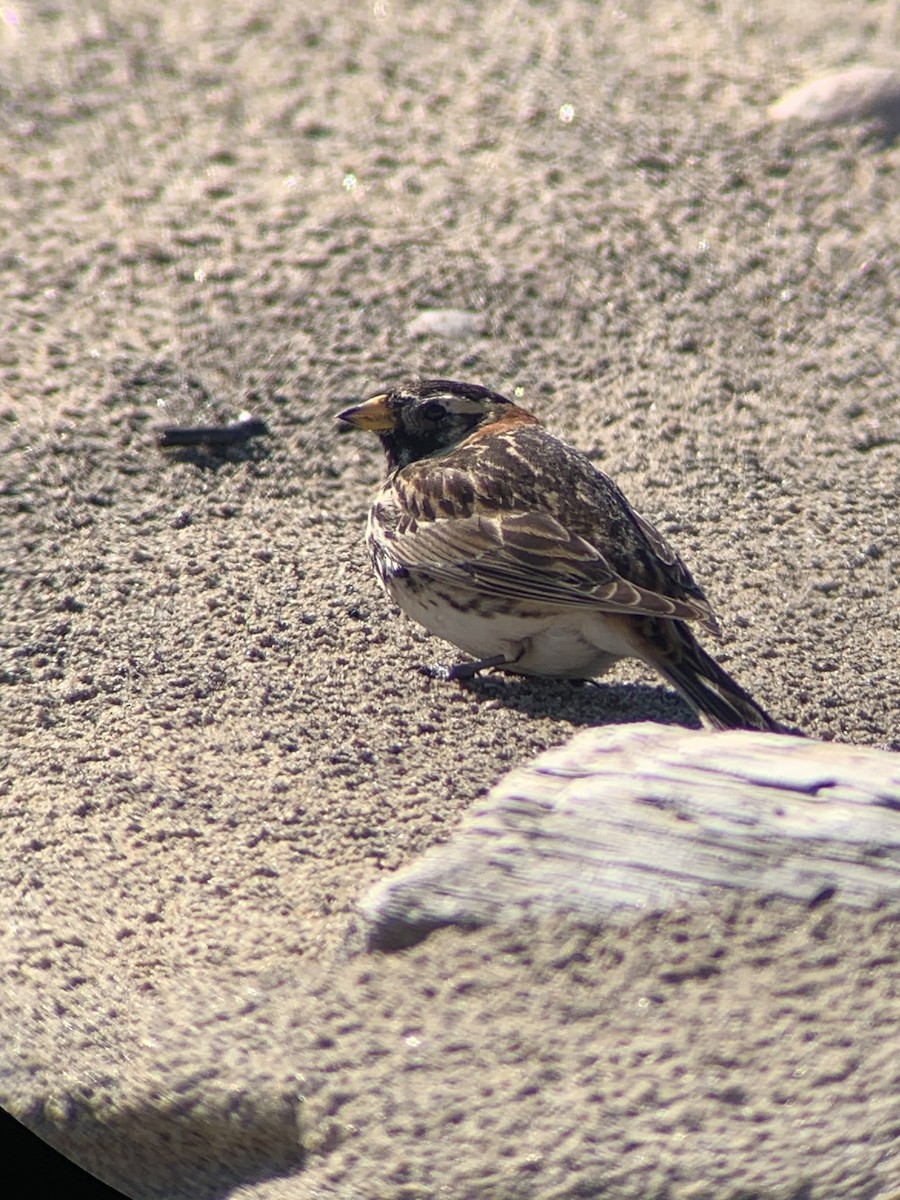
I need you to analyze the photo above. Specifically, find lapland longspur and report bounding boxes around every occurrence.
[338,379,781,733]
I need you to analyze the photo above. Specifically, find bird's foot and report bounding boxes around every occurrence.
[446,654,511,681]
[418,654,517,682]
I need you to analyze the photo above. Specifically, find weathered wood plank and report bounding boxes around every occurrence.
[360,723,900,950]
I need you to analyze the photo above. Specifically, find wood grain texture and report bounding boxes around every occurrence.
[361,723,900,950]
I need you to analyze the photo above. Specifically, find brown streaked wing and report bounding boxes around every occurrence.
[385,432,722,634]
[377,502,718,627]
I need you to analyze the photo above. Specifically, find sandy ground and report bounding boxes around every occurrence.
[2,2,900,1197]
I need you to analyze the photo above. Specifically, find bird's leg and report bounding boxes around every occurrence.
[447,653,514,680]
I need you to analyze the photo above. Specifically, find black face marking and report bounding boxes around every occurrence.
[373,379,515,471]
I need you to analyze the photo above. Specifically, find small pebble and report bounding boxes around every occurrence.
[407,309,486,339]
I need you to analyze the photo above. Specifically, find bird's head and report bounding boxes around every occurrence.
[337,379,521,470]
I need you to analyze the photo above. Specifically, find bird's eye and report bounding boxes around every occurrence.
[422,402,445,422]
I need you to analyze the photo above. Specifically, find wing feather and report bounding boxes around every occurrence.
[370,425,722,635]
[377,506,717,628]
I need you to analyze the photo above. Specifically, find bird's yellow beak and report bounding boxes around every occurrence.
[337,394,396,432]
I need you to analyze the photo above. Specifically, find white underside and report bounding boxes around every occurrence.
[385,576,638,678]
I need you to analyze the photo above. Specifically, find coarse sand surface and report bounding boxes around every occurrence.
[2,3,899,1197]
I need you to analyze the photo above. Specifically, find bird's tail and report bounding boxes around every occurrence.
[631,617,784,733]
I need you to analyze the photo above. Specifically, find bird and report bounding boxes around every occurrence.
[337,378,783,732]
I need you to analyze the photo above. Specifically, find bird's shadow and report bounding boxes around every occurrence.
[421,666,702,730]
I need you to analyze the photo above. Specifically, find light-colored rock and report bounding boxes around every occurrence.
[769,65,900,130]
[361,722,900,950]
